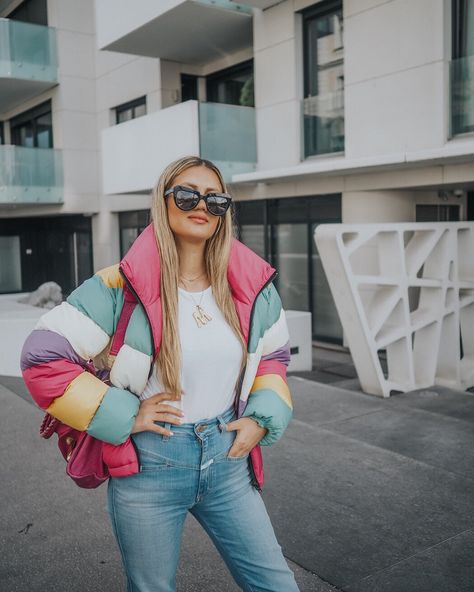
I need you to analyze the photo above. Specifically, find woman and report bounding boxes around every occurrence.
[21,156,299,592]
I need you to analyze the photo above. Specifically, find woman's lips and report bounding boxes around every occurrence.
[188,216,208,224]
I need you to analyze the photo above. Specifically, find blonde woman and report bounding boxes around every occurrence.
[21,156,299,592]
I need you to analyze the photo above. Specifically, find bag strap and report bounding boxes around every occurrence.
[109,283,137,356]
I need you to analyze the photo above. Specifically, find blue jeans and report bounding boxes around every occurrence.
[107,405,300,592]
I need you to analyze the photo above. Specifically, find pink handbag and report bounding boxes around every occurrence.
[39,284,137,489]
[40,413,109,488]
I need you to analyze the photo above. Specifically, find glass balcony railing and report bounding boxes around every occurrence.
[199,102,257,179]
[197,0,253,14]
[301,90,345,158]
[450,55,474,136]
[0,146,63,205]
[0,18,58,82]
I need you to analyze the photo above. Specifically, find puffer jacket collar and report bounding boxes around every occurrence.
[118,223,277,354]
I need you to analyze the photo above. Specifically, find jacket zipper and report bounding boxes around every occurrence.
[119,266,156,381]
[239,269,278,492]
[120,265,279,490]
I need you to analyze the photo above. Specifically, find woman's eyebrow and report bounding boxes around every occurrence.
[182,182,221,193]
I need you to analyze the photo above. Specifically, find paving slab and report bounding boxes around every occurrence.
[290,375,386,426]
[344,528,474,592]
[322,405,474,480]
[386,386,474,423]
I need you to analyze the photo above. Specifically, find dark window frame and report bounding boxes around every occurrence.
[8,0,48,25]
[452,0,473,60]
[415,204,461,222]
[181,73,199,102]
[118,210,151,257]
[234,194,342,343]
[206,59,254,106]
[114,96,147,125]
[301,0,343,98]
[10,99,53,148]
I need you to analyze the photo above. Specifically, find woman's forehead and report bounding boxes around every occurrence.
[173,166,222,192]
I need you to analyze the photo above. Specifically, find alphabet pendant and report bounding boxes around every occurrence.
[193,305,212,328]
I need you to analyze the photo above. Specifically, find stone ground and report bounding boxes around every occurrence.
[1,346,473,591]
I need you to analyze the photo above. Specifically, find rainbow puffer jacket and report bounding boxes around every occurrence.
[20,224,293,490]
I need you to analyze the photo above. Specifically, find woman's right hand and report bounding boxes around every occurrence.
[131,392,184,436]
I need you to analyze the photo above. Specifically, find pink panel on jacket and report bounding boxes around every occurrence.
[255,359,287,381]
[103,439,139,477]
[119,224,276,355]
[23,359,83,409]
[250,446,264,488]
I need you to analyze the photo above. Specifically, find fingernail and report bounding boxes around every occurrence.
[169,431,174,436]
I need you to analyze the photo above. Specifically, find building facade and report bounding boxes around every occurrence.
[1,0,473,346]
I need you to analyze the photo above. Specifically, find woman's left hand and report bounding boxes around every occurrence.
[225,417,268,458]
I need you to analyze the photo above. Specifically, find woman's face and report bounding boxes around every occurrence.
[165,165,223,242]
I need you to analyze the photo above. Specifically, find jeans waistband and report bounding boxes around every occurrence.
[158,404,237,435]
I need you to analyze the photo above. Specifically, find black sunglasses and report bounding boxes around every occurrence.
[164,185,232,217]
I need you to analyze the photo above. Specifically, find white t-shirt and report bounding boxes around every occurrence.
[139,285,244,423]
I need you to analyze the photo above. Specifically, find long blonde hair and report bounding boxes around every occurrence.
[150,156,248,400]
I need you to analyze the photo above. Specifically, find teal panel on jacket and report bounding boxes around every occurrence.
[248,282,284,354]
[113,289,125,334]
[67,275,121,336]
[242,387,293,446]
[86,386,140,445]
[124,303,154,356]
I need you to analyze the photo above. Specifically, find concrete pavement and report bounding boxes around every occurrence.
[1,372,473,591]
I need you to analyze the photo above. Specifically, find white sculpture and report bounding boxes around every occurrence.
[17,281,63,309]
[315,223,474,397]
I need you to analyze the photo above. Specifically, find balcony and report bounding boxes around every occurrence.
[301,90,345,158]
[101,100,256,194]
[0,146,63,206]
[0,18,58,113]
[450,55,474,137]
[235,0,281,6]
[95,0,252,65]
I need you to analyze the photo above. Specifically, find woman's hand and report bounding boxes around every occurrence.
[131,392,184,436]
[225,417,268,458]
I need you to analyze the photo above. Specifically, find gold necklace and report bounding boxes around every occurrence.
[179,273,213,328]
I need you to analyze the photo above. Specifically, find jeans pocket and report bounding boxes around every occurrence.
[226,451,249,461]
[137,449,170,472]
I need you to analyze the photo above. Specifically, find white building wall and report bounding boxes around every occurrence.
[344,0,447,158]
[253,1,301,170]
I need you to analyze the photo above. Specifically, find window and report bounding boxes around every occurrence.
[10,100,53,148]
[119,210,151,257]
[234,194,343,343]
[8,0,47,25]
[0,215,92,296]
[416,204,461,222]
[181,74,198,101]
[206,60,254,107]
[0,121,4,145]
[302,0,344,157]
[115,96,147,125]
[451,0,474,135]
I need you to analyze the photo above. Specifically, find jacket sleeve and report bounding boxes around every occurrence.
[242,282,293,446]
[20,270,140,445]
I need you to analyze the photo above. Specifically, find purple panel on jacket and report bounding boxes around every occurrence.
[261,340,291,365]
[20,329,86,371]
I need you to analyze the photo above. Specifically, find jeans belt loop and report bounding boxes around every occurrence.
[217,414,227,433]
[162,421,171,441]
